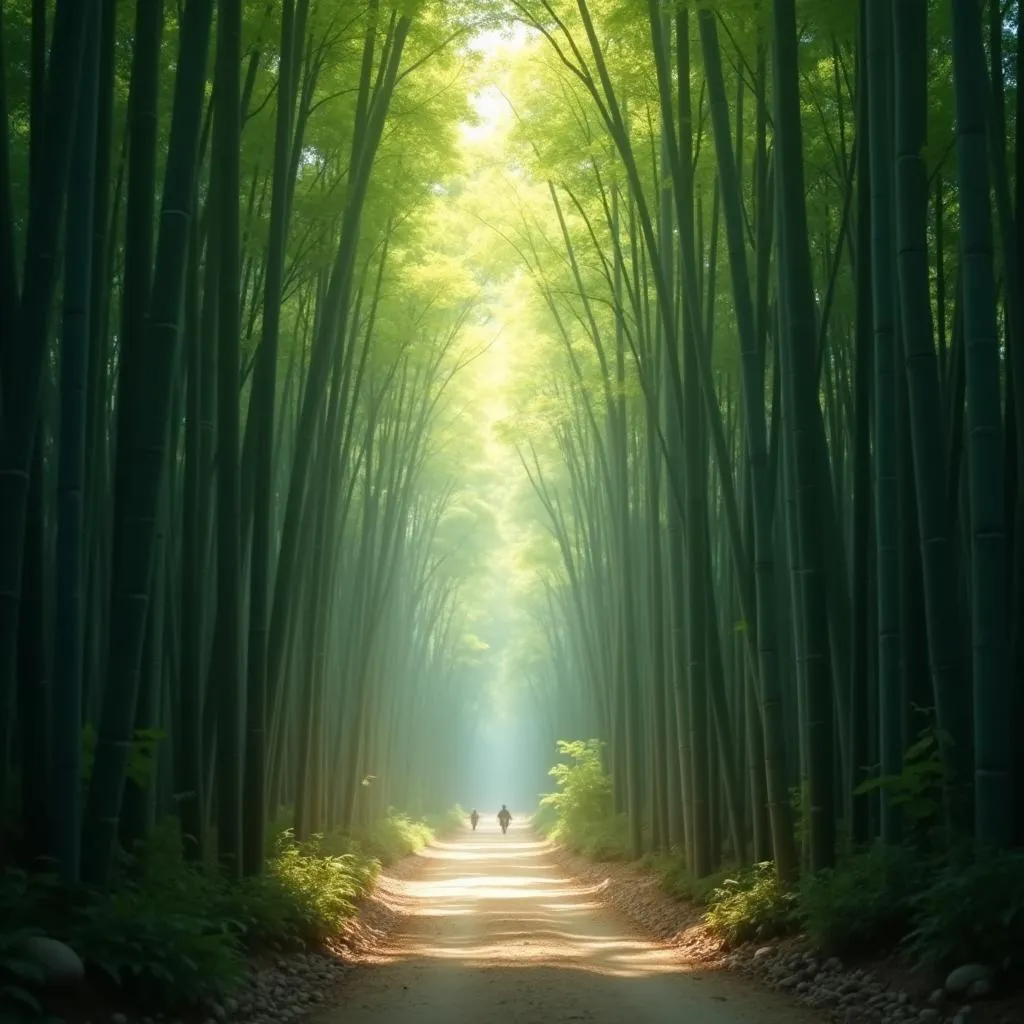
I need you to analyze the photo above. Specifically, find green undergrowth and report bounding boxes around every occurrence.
[647,855,731,907]
[536,740,631,860]
[540,737,1024,975]
[1,808,462,1021]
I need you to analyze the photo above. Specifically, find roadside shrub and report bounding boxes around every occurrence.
[423,805,467,836]
[0,809,433,1014]
[71,885,244,1006]
[799,841,923,955]
[658,859,731,906]
[577,813,630,861]
[540,739,624,857]
[703,862,798,947]
[903,847,1024,971]
[344,811,433,865]
[531,802,558,835]
[215,830,377,951]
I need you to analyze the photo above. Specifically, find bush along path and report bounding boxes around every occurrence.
[548,838,1024,1024]
[1,810,464,1024]
[535,743,1024,1024]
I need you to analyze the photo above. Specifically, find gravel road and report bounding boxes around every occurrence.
[311,819,826,1024]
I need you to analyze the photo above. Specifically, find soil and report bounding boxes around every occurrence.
[308,819,826,1024]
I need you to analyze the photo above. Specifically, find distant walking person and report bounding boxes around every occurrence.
[470,808,479,831]
[497,805,512,834]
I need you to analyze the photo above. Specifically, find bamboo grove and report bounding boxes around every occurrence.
[497,0,1023,880]
[0,0,503,884]
[2,0,1023,895]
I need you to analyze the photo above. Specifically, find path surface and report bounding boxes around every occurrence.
[314,819,825,1024]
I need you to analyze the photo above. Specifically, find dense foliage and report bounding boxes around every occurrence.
[496,0,1024,893]
[0,811,457,1019]
[538,740,1024,973]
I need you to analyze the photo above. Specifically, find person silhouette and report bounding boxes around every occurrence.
[497,805,512,834]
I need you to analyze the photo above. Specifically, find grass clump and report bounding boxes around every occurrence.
[341,811,434,866]
[218,830,379,950]
[702,862,798,947]
[423,805,467,836]
[656,858,732,906]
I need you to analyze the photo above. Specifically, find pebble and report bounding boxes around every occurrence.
[946,965,991,996]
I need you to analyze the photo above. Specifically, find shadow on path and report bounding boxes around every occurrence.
[312,819,824,1024]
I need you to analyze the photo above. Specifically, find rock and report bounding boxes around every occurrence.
[965,979,991,999]
[111,1015,128,1024]
[929,990,946,1006]
[918,1011,939,1022]
[945,965,991,996]
[22,936,85,988]
[753,945,775,960]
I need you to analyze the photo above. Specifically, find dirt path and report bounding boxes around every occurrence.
[314,820,827,1024]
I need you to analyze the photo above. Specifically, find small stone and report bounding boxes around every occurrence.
[965,979,991,999]
[111,1015,127,1024]
[918,1011,939,1022]
[753,945,775,960]
[930,990,946,1006]
[945,965,991,996]
[22,936,85,988]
